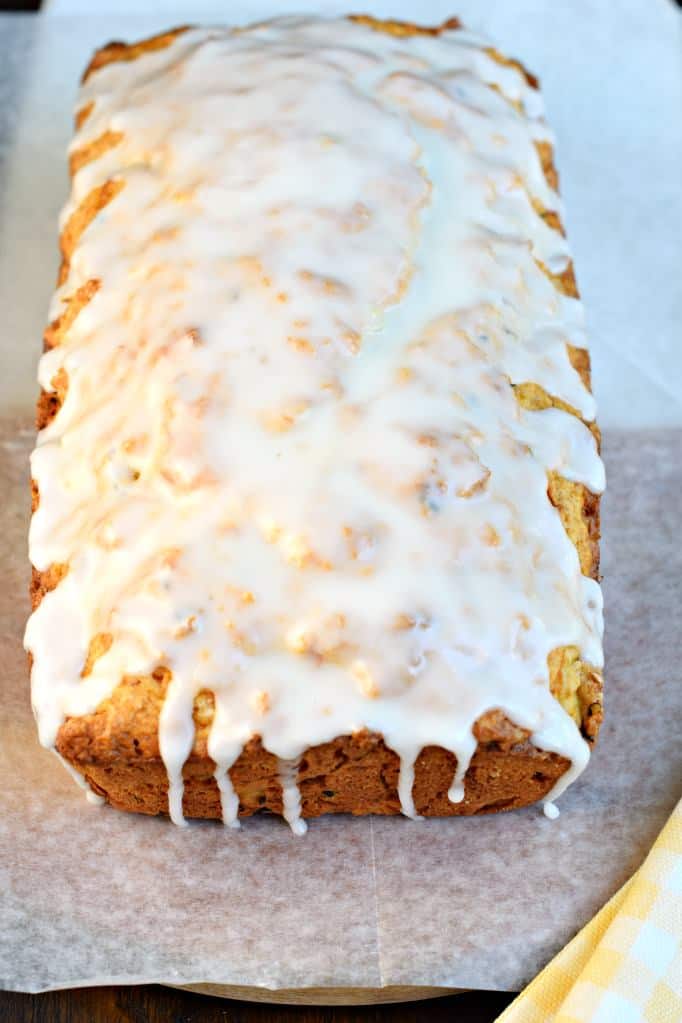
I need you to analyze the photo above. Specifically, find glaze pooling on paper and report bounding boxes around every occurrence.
[25,17,604,829]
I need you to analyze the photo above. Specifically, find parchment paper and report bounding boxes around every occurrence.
[1,0,681,995]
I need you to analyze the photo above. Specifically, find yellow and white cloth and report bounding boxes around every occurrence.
[498,799,682,1022]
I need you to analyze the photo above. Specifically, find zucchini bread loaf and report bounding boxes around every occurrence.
[26,15,604,832]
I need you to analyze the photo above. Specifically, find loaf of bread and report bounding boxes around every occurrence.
[26,15,604,832]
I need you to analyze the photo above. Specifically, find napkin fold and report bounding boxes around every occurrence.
[497,799,682,1022]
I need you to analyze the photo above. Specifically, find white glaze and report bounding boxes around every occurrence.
[543,801,561,821]
[56,752,105,806]
[279,759,308,836]
[25,17,605,830]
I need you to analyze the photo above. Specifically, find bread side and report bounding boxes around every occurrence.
[29,16,603,825]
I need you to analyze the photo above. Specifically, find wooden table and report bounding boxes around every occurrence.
[0,987,516,1021]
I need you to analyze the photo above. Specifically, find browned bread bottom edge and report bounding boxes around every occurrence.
[63,731,569,821]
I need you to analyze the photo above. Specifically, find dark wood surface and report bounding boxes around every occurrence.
[0,1,41,11]
[0,987,516,1021]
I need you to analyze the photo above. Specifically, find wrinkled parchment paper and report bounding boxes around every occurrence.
[1,0,681,995]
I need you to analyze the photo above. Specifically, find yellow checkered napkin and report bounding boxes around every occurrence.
[497,799,682,1022]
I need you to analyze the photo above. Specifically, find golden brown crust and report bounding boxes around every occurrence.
[54,670,540,768]
[69,732,569,820]
[60,179,125,264]
[349,15,461,37]
[55,671,567,818]
[30,562,68,610]
[70,131,123,177]
[548,473,601,580]
[485,46,539,90]
[44,279,100,351]
[81,26,190,83]
[33,16,603,822]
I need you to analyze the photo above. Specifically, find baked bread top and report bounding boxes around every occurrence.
[26,16,604,830]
